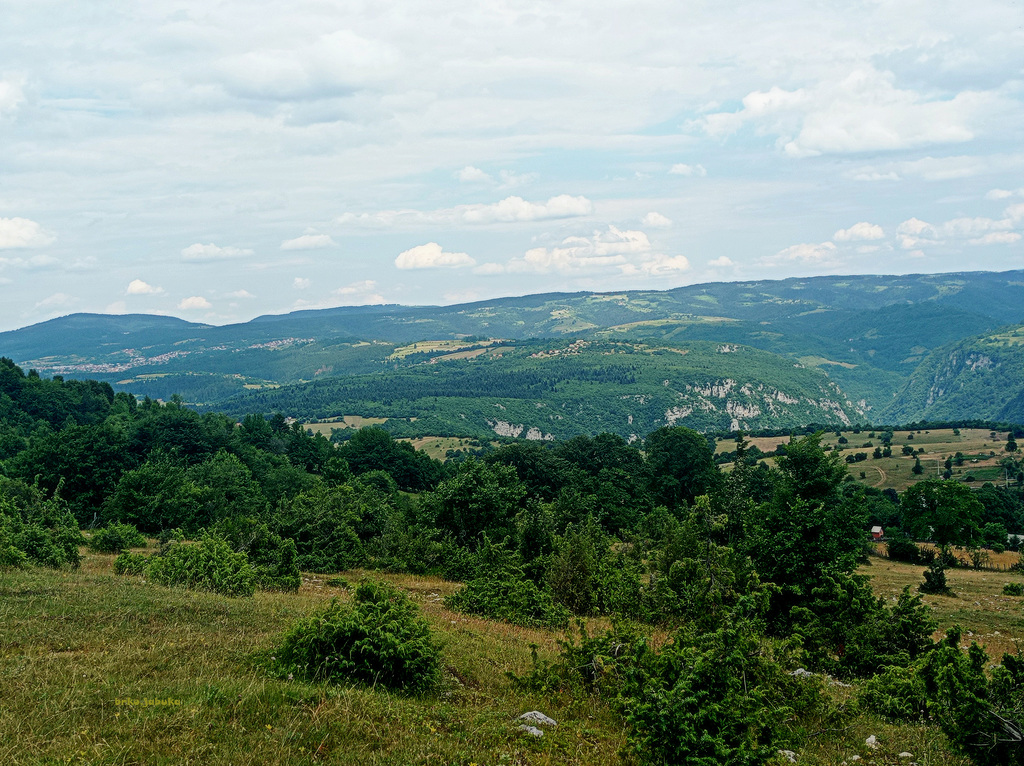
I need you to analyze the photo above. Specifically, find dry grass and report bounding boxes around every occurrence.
[0,551,627,766]
[716,427,1019,492]
[861,555,1024,659]
[6,546,1020,765]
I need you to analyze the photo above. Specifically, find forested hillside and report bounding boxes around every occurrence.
[5,270,1024,430]
[216,339,861,439]
[885,324,1024,424]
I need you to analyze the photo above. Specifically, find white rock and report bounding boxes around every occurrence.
[778,749,797,763]
[865,735,879,749]
[850,756,861,762]
[898,753,913,759]
[519,711,557,727]
[789,668,814,678]
[518,725,544,737]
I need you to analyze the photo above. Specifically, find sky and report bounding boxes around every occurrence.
[0,0,1022,332]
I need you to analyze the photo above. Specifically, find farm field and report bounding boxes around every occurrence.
[302,416,391,436]
[717,427,1021,492]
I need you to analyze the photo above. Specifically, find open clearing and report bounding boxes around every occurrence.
[862,553,1024,660]
[0,551,626,766]
[717,427,1019,492]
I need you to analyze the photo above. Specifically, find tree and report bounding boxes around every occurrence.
[901,480,983,553]
[423,458,527,546]
[644,426,720,509]
[746,433,866,629]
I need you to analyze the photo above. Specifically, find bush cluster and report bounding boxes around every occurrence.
[88,522,146,553]
[146,534,256,597]
[276,580,440,693]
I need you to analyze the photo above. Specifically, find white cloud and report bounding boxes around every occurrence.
[849,155,1024,183]
[178,296,212,310]
[293,277,312,289]
[280,234,336,250]
[700,67,1001,157]
[105,301,127,314]
[760,241,839,267]
[985,189,1017,200]
[225,289,255,298]
[509,226,652,274]
[338,195,593,228]
[669,163,707,177]
[642,212,673,228]
[497,170,538,189]
[215,30,400,101]
[834,222,885,242]
[969,232,1021,245]
[181,243,254,262]
[457,166,491,183]
[620,255,691,277]
[395,242,475,269]
[332,279,385,303]
[0,79,24,115]
[472,262,506,276]
[0,217,55,249]
[126,279,162,295]
[460,195,593,224]
[708,256,734,267]
[896,218,939,250]
[35,292,72,308]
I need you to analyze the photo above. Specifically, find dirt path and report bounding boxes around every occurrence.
[870,465,887,488]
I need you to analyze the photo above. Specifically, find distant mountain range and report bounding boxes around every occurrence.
[5,269,1024,437]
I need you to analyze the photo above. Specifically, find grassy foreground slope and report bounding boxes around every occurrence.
[1,548,979,766]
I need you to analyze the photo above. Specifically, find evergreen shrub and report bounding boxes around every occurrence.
[276,580,440,693]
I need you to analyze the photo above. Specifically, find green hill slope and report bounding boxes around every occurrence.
[214,338,862,439]
[885,325,1024,424]
[4,269,1024,429]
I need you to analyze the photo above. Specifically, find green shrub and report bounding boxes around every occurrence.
[920,559,951,595]
[885,533,922,564]
[858,664,929,722]
[212,517,300,592]
[445,537,569,629]
[793,579,936,678]
[1,506,82,568]
[147,534,256,597]
[276,580,440,693]
[0,523,28,570]
[89,522,146,553]
[447,574,569,629]
[1003,582,1024,596]
[113,551,149,576]
[519,609,825,766]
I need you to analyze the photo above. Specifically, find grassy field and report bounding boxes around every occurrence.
[401,436,490,461]
[862,553,1024,659]
[5,546,1016,764]
[0,551,626,765]
[302,416,391,436]
[717,427,1020,492]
